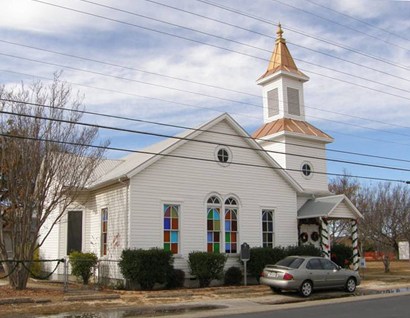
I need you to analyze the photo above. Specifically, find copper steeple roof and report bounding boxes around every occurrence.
[258,24,307,80]
[252,118,333,141]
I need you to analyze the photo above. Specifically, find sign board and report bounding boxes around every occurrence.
[399,241,409,260]
[240,242,250,261]
[360,257,366,268]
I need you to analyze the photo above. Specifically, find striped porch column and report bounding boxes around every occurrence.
[320,217,330,259]
[351,219,359,271]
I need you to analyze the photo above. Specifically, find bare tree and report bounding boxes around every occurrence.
[328,170,361,240]
[0,75,108,289]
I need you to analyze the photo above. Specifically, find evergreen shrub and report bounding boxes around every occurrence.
[224,266,242,286]
[68,251,98,285]
[166,268,185,289]
[331,243,353,268]
[188,252,227,288]
[119,248,173,290]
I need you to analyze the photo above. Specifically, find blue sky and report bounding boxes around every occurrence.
[0,0,409,185]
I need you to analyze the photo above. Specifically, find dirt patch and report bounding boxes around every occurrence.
[0,261,409,317]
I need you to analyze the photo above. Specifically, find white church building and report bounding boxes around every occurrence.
[41,26,362,280]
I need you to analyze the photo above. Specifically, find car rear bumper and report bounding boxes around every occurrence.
[260,277,301,290]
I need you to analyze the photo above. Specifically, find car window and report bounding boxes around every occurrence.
[306,258,322,270]
[275,257,304,269]
[320,259,338,270]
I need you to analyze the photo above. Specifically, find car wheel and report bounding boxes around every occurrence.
[299,280,313,297]
[270,286,282,294]
[345,277,356,293]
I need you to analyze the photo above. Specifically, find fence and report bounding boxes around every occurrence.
[0,258,124,292]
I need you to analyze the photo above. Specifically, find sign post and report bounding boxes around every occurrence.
[240,242,250,286]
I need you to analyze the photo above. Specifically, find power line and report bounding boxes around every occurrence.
[30,0,410,102]
[2,101,410,173]
[1,130,408,185]
[64,0,410,96]
[3,52,410,140]
[195,0,410,71]
[1,94,410,164]
[2,39,410,132]
[270,0,410,52]
[143,0,410,84]
[304,0,410,43]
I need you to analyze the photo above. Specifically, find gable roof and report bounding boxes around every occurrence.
[298,194,363,220]
[88,113,303,192]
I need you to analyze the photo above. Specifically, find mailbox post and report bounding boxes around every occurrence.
[240,242,250,286]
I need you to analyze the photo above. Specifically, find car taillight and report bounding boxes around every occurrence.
[283,273,293,281]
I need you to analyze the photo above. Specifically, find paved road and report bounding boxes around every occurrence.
[216,294,410,318]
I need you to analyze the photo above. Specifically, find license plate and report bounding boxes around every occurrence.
[267,272,278,278]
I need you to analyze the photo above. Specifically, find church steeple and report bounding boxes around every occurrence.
[259,24,305,80]
[256,24,309,124]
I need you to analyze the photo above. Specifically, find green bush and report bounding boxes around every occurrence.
[285,244,321,257]
[247,247,286,282]
[68,251,98,285]
[119,248,174,290]
[188,252,227,288]
[248,245,321,282]
[331,243,353,268]
[224,266,242,286]
[166,268,185,289]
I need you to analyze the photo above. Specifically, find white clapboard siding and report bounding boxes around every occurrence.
[128,120,298,261]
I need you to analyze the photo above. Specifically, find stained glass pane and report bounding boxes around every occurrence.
[214,220,220,231]
[164,205,170,217]
[231,210,237,220]
[172,218,178,230]
[214,232,220,242]
[214,243,220,253]
[171,206,178,218]
[214,209,220,220]
[207,220,213,230]
[225,221,231,231]
[207,210,213,219]
[171,243,178,254]
[232,232,237,243]
[164,243,170,251]
[164,231,170,242]
[232,221,237,231]
[164,218,170,230]
[226,211,231,219]
[207,243,213,252]
[231,243,237,253]
[207,232,212,242]
[225,244,230,253]
[225,232,230,243]
[171,231,178,243]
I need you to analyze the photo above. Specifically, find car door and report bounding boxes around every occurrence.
[320,259,345,287]
[306,258,326,288]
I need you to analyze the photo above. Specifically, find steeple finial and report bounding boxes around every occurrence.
[277,23,284,40]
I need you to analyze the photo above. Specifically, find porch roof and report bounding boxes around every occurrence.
[297,194,363,220]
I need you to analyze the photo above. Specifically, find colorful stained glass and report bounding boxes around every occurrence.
[101,208,108,256]
[225,207,238,254]
[164,204,179,254]
[207,206,221,253]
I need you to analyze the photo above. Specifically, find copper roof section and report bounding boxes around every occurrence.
[258,24,307,80]
[252,118,333,140]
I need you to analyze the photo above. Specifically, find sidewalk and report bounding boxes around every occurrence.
[1,277,410,317]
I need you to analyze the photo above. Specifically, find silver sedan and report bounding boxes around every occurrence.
[260,256,361,297]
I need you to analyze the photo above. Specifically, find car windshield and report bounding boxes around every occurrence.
[275,257,304,269]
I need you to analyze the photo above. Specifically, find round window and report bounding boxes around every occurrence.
[215,147,231,166]
[217,148,229,163]
[301,163,312,178]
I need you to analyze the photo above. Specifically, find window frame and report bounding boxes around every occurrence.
[224,197,239,254]
[163,203,180,255]
[215,146,232,167]
[301,161,314,179]
[207,195,222,253]
[261,209,275,248]
[101,207,108,257]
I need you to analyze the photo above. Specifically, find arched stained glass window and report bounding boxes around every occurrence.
[262,210,274,248]
[225,197,238,254]
[164,204,179,254]
[207,196,221,253]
